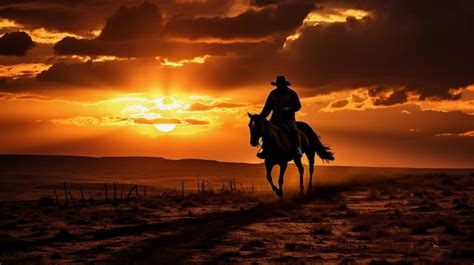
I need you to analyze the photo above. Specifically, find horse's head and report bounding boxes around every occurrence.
[248,113,265,147]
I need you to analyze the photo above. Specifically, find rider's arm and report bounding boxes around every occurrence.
[284,91,301,112]
[259,91,273,118]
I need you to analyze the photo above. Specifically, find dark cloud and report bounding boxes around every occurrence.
[159,0,236,18]
[370,87,410,106]
[36,60,137,87]
[0,2,111,34]
[54,36,267,59]
[0,32,34,56]
[282,0,474,100]
[250,0,278,7]
[163,1,315,39]
[99,2,162,41]
[177,0,474,102]
[0,0,236,36]
[53,1,279,58]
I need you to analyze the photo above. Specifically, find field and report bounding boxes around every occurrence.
[0,155,473,264]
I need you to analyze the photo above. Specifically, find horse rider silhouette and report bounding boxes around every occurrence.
[258,75,303,159]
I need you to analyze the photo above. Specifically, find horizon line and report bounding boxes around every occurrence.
[1,153,473,171]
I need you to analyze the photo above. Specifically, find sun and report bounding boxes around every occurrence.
[154,123,177,132]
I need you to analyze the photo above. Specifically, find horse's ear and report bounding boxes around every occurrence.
[247,112,252,118]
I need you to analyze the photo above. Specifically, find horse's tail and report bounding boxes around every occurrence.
[297,121,334,162]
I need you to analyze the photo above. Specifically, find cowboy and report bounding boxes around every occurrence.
[257,75,302,159]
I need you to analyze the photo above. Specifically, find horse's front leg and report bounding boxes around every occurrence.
[294,158,304,193]
[265,159,279,194]
[276,162,288,198]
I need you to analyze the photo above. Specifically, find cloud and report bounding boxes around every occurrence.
[281,0,474,101]
[0,0,238,35]
[134,117,209,126]
[134,117,182,125]
[50,116,130,127]
[328,99,349,108]
[371,87,410,106]
[98,2,162,41]
[183,118,209,125]
[249,0,278,7]
[50,116,208,127]
[0,32,34,56]
[0,63,49,79]
[0,3,109,35]
[163,1,315,40]
[36,60,135,87]
[188,101,246,111]
[54,36,265,59]
[435,130,474,137]
[5,0,474,108]
[52,1,283,58]
[171,0,474,103]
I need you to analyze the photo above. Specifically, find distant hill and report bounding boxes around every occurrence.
[0,155,472,201]
[0,154,263,179]
[1,154,471,180]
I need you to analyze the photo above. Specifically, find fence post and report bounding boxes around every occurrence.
[80,186,85,206]
[53,187,59,206]
[104,183,108,202]
[63,182,68,206]
[113,182,117,202]
[182,181,185,198]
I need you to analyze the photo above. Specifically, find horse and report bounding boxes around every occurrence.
[247,113,334,198]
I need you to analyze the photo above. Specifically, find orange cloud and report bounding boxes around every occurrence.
[435,130,474,137]
[183,118,209,125]
[133,117,182,125]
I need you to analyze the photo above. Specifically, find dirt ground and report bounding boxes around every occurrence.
[1,173,473,264]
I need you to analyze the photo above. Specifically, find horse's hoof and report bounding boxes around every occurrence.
[299,186,304,193]
[307,186,313,193]
[275,189,283,198]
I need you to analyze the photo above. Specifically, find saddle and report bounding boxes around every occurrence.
[270,120,291,132]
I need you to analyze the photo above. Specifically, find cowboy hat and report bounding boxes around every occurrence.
[271,75,291,86]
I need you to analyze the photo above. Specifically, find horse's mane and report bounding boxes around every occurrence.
[260,118,285,148]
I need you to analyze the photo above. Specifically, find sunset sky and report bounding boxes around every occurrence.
[1,0,473,168]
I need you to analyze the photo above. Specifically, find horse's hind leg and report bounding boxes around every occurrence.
[265,159,279,194]
[294,158,304,192]
[307,152,315,193]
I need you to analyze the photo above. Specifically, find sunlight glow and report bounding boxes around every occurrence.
[304,9,368,25]
[159,55,210,68]
[154,123,177,132]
